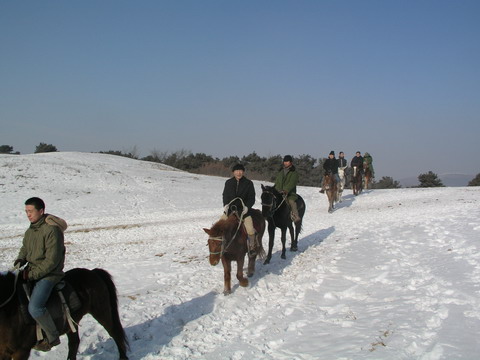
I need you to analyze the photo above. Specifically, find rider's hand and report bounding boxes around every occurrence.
[14,259,27,268]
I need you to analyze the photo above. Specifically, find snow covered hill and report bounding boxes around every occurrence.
[1,152,479,360]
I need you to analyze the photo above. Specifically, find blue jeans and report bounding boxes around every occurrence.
[28,278,57,319]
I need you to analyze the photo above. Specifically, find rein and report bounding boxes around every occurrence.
[208,197,247,257]
[261,190,286,214]
[0,271,19,308]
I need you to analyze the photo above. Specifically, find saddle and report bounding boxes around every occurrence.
[18,280,82,334]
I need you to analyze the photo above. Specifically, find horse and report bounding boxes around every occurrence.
[204,199,266,295]
[323,172,339,213]
[363,163,373,189]
[260,185,306,264]
[352,166,363,196]
[0,268,129,360]
[337,167,346,202]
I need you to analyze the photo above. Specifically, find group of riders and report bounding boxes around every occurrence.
[220,152,373,256]
[13,152,373,353]
[320,150,374,193]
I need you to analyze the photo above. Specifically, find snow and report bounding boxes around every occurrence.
[1,152,479,360]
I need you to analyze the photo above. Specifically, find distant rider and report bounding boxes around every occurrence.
[274,155,301,223]
[320,151,339,193]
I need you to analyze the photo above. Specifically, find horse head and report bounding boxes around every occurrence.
[0,271,18,309]
[261,185,279,218]
[203,215,239,266]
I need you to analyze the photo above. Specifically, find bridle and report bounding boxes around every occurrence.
[261,189,286,217]
[208,197,247,257]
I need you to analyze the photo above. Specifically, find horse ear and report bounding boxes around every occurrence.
[203,228,211,235]
[261,184,265,191]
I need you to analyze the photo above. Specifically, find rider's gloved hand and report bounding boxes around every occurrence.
[14,259,27,268]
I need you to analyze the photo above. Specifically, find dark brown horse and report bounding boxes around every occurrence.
[204,208,265,295]
[352,166,363,196]
[363,163,373,189]
[323,172,339,213]
[0,268,129,360]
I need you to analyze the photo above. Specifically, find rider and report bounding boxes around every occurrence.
[221,163,257,255]
[350,151,364,173]
[363,152,375,177]
[320,151,340,193]
[274,155,301,224]
[337,151,348,188]
[337,151,348,173]
[14,197,66,352]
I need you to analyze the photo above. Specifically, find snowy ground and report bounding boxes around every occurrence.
[1,152,479,360]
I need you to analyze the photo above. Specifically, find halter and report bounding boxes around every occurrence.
[0,271,19,308]
[261,189,286,215]
[208,197,247,257]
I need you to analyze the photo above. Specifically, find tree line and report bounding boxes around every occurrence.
[2,144,480,188]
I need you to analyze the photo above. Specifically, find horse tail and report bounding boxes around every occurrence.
[92,268,130,353]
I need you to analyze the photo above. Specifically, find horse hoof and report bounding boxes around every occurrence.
[281,254,286,259]
[263,258,271,265]
[239,279,249,287]
[290,246,298,252]
[247,273,254,278]
[223,290,231,296]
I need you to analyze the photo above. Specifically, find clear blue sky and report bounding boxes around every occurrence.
[1,0,479,180]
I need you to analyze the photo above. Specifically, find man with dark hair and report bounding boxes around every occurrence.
[274,155,300,223]
[320,151,339,193]
[14,197,65,351]
[221,164,257,255]
[350,151,364,170]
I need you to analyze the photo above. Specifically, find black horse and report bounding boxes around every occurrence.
[0,268,129,360]
[260,185,306,264]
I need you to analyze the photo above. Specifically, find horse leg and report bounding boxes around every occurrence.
[247,252,257,277]
[66,331,80,360]
[288,224,297,251]
[10,349,31,360]
[280,228,287,259]
[263,222,275,265]
[236,256,248,288]
[222,257,232,295]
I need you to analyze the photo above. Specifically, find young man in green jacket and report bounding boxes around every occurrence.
[274,155,301,223]
[14,197,65,352]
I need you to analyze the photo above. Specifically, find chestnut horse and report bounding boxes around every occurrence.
[363,163,373,189]
[323,172,339,213]
[204,204,265,295]
[0,268,129,360]
[352,166,363,196]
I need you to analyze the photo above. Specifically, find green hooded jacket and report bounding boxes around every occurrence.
[17,216,65,283]
[274,165,299,201]
[363,152,374,176]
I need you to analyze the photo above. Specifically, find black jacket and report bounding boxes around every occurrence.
[323,157,339,174]
[223,176,256,214]
[351,155,364,169]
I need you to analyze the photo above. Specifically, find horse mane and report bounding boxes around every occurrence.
[0,271,16,304]
[209,215,239,238]
[262,185,281,197]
